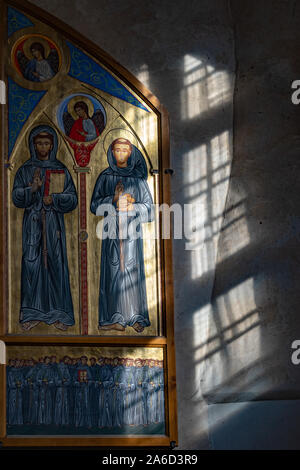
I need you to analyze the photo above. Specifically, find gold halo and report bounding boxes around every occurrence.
[103,128,138,155]
[67,95,94,121]
[22,36,51,60]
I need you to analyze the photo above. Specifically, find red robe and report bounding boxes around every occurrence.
[69,118,99,142]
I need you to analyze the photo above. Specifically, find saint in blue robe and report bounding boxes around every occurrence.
[68,364,76,425]
[12,125,78,327]
[25,364,40,425]
[97,364,113,427]
[134,366,147,426]
[7,366,24,425]
[112,364,125,427]
[147,366,158,424]
[141,364,152,424]
[37,363,54,425]
[21,365,30,423]
[89,364,100,427]
[73,363,92,427]
[123,366,136,426]
[54,362,71,426]
[152,366,162,423]
[90,143,153,329]
[157,367,165,423]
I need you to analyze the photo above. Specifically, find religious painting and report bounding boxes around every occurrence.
[0,0,177,448]
[90,136,154,334]
[6,345,165,436]
[12,34,60,83]
[5,0,164,335]
[12,125,77,332]
[7,89,160,336]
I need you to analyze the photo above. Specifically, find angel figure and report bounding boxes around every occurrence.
[63,100,105,142]
[16,41,59,83]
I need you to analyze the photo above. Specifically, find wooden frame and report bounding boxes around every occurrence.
[0,0,177,447]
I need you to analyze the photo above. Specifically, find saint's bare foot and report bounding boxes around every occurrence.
[132,322,144,333]
[21,321,40,331]
[54,321,68,331]
[98,323,125,331]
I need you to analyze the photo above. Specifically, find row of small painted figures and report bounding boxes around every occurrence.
[7,355,165,429]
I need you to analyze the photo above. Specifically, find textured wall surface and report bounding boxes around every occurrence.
[203,0,300,449]
[30,0,300,449]
[204,0,300,404]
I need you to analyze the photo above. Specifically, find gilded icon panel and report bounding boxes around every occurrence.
[6,10,161,337]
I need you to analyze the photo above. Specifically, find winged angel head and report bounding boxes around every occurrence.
[16,36,59,83]
[63,97,105,142]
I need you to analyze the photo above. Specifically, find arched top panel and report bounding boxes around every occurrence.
[5,0,168,162]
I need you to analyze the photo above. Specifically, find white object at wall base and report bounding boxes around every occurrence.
[0,341,5,364]
[0,80,6,104]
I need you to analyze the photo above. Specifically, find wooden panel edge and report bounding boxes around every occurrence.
[0,364,6,439]
[2,436,171,447]
[161,108,178,446]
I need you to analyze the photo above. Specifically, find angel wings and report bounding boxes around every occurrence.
[16,48,59,82]
[63,110,105,142]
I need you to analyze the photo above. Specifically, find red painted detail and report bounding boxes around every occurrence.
[43,169,64,197]
[80,241,88,335]
[67,138,98,167]
[80,173,87,229]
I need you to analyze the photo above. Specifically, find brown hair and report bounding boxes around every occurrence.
[33,132,54,146]
[74,101,89,116]
[111,138,132,153]
[30,42,45,59]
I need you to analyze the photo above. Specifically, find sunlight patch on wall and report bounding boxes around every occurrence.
[199,277,261,395]
[183,131,232,280]
[215,185,250,261]
[181,54,231,120]
[137,63,150,89]
[184,143,208,199]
